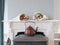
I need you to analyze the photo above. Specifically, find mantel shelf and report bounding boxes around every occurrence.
[54,39,60,41]
[54,32,60,34]
[2,20,60,23]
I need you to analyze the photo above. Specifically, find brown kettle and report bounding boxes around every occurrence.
[25,25,38,36]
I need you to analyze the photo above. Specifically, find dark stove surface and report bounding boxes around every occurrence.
[14,35,48,42]
[15,32,45,37]
[14,32,48,42]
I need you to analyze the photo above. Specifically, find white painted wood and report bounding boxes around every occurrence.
[3,20,59,45]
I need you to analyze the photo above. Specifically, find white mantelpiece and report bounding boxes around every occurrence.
[3,20,60,45]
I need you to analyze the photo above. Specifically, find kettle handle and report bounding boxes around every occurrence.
[35,27,38,32]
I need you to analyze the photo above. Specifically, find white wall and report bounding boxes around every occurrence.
[4,0,8,41]
[54,0,60,20]
[8,0,54,20]
[54,0,59,20]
